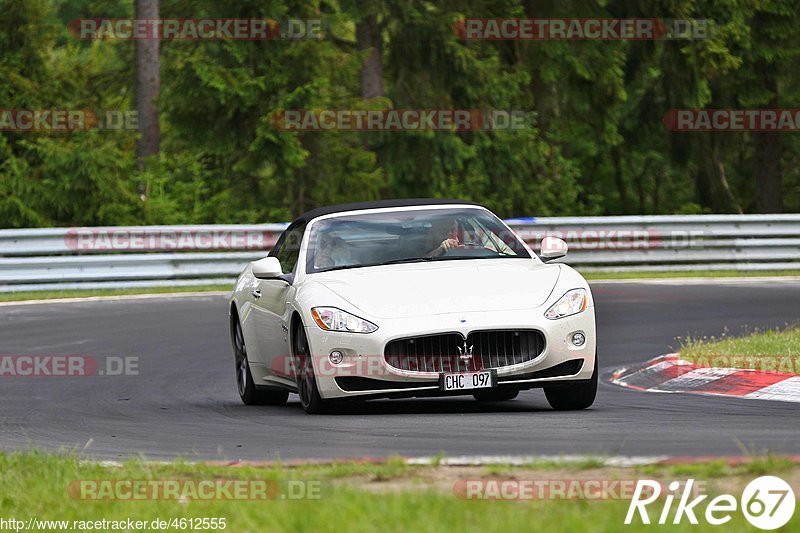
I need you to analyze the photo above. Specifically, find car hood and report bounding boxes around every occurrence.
[307,259,561,319]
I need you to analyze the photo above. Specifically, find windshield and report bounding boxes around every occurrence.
[305,208,531,273]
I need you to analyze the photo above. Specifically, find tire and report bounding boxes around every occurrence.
[293,323,329,414]
[544,355,597,411]
[473,388,519,402]
[231,314,289,406]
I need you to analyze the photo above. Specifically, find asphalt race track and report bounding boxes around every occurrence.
[1,280,799,461]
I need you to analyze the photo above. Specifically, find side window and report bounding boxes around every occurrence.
[271,224,305,274]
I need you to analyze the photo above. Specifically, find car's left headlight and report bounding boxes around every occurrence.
[544,288,587,320]
[311,307,378,333]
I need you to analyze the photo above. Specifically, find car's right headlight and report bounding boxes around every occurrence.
[544,288,587,320]
[311,307,378,333]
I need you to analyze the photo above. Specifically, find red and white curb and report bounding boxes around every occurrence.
[610,354,800,403]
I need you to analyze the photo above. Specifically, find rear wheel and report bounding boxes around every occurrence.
[232,314,289,406]
[293,324,329,414]
[473,388,519,402]
[544,355,597,411]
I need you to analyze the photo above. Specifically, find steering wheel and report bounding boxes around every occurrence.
[441,244,483,257]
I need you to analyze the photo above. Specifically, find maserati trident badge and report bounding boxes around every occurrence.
[456,341,474,362]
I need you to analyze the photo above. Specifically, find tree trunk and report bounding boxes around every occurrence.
[714,155,743,214]
[693,135,714,210]
[356,15,383,99]
[653,168,661,212]
[754,62,781,213]
[612,147,629,211]
[631,157,652,215]
[135,0,160,170]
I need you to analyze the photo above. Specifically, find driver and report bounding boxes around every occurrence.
[315,232,352,268]
[425,218,460,257]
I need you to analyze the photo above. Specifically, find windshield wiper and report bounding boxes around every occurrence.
[376,256,438,265]
[428,251,521,261]
[378,253,520,266]
[314,257,434,273]
[314,253,520,273]
[314,263,373,273]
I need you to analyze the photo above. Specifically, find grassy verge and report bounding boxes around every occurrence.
[638,455,798,479]
[583,269,800,280]
[0,285,231,303]
[679,327,800,373]
[0,270,798,303]
[1,452,798,532]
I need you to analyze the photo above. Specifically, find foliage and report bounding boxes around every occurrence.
[1,0,798,226]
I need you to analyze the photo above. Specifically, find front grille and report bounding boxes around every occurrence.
[384,330,545,373]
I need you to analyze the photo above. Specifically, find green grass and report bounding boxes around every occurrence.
[638,455,797,479]
[1,452,797,532]
[0,269,798,303]
[298,456,411,481]
[483,456,608,476]
[583,269,800,280]
[679,327,800,373]
[0,285,230,303]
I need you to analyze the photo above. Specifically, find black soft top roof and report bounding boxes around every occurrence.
[290,198,480,226]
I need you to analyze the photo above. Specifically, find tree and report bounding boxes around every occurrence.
[747,2,798,213]
[135,0,160,169]
[1,0,798,228]
[356,13,384,99]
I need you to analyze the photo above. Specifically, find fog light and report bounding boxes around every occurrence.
[570,332,586,347]
[329,350,344,365]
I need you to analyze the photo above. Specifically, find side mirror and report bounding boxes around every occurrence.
[540,237,568,262]
[252,257,283,279]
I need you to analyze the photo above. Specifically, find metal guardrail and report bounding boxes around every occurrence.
[1,215,798,292]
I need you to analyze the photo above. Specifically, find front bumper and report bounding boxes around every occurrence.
[304,306,596,400]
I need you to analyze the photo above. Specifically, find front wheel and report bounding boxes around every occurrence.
[293,324,329,414]
[232,315,289,406]
[544,355,597,411]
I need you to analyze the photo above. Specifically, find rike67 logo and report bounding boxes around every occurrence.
[625,476,795,530]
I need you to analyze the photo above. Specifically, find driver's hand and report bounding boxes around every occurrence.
[439,238,459,253]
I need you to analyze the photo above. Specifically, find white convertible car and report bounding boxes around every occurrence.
[229,199,597,413]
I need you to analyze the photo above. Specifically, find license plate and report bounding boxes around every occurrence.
[440,370,495,391]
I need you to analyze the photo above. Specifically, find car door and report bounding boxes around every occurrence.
[249,223,304,386]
